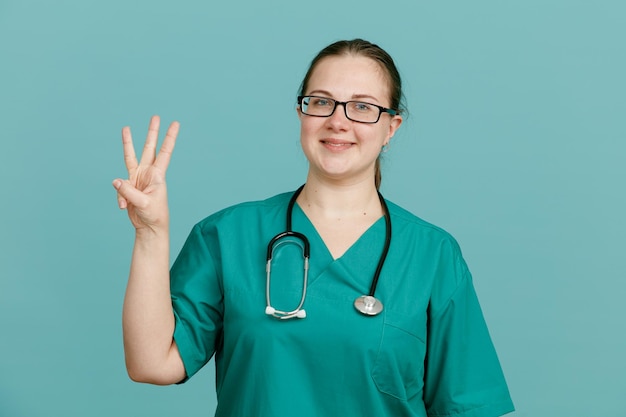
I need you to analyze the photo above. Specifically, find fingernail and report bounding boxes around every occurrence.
[113,179,122,189]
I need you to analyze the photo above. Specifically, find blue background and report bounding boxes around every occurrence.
[1,1,624,416]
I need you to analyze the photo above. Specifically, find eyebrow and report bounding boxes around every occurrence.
[307,90,381,103]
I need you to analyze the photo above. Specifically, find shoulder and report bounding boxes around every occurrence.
[385,199,462,253]
[194,191,293,231]
[385,199,473,312]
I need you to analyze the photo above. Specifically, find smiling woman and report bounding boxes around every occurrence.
[298,39,405,190]
[113,39,514,417]
[297,53,402,195]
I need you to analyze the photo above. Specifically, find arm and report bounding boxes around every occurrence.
[424,246,514,416]
[113,115,186,385]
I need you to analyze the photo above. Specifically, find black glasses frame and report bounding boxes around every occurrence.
[297,95,398,124]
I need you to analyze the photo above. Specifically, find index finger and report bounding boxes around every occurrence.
[121,126,138,173]
[154,121,180,173]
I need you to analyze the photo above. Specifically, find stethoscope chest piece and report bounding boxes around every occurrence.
[354,295,383,316]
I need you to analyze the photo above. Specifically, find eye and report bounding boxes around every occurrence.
[311,97,332,107]
[351,101,375,113]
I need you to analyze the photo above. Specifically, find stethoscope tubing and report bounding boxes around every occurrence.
[265,231,310,319]
[265,184,391,318]
[368,194,391,297]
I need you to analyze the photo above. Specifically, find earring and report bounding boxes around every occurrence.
[381,144,389,153]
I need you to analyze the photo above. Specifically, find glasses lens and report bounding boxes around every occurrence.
[346,101,379,123]
[301,96,334,116]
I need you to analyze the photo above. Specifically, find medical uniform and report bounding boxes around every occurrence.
[171,191,514,417]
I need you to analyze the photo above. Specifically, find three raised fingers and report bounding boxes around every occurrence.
[121,115,180,175]
[115,115,180,209]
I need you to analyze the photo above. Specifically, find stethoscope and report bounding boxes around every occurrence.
[265,184,391,320]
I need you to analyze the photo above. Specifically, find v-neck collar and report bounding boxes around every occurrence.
[291,202,387,288]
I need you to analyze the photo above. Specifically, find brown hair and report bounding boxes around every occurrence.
[299,39,406,189]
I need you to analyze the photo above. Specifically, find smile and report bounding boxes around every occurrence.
[321,139,354,150]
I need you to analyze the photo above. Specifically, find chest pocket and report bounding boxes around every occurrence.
[371,309,427,401]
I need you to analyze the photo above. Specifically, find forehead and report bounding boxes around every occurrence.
[306,55,391,103]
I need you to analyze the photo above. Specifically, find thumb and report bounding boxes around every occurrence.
[112,179,148,209]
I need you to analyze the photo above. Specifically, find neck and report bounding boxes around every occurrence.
[297,176,383,220]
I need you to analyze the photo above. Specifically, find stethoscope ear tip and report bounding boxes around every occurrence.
[265,306,276,315]
[296,309,306,319]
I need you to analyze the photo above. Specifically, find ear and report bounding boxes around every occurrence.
[296,105,303,121]
[385,114,403,143]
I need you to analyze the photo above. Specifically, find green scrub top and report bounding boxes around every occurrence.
[170,191,514,417]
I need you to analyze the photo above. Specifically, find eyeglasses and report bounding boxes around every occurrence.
[297,95,398,124]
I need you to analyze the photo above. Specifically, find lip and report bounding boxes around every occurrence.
[320,138,355,150]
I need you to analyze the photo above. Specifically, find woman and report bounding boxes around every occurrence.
[113,39,514,417]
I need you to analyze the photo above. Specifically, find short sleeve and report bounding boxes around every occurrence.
[424,251,514,417]
[170,223,224,381]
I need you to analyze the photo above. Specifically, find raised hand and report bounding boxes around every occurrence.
[112,115,180,233]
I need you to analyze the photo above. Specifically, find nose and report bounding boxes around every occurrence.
[326,102,350,129]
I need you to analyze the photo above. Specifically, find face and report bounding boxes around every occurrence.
[298,54,402,186]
